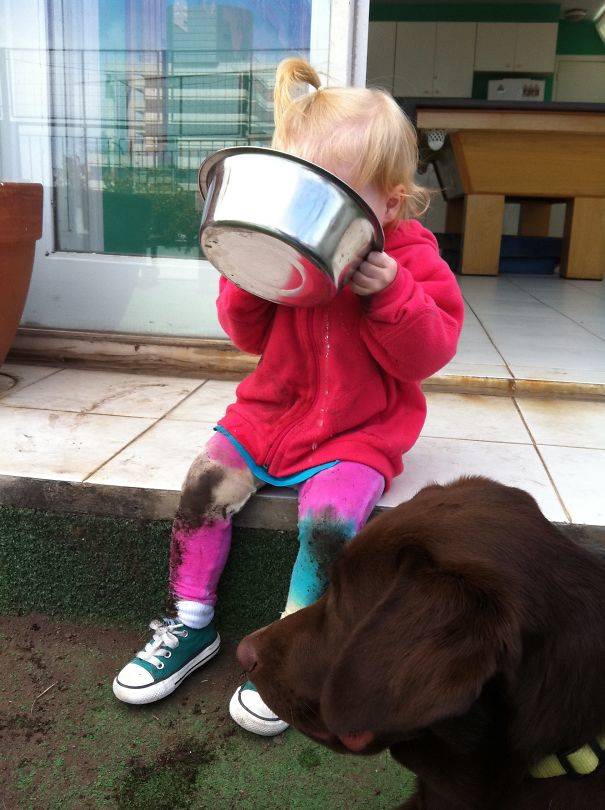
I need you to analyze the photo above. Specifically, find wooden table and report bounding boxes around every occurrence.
[416,107,605,279]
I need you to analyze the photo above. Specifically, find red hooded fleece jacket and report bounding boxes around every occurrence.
[217,219,464,490]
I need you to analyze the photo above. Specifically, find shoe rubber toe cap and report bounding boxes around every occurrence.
[116,661,155,688]
[229,686,289,736]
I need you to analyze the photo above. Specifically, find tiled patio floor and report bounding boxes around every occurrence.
[443,275,605,388]
[1,363,603,528]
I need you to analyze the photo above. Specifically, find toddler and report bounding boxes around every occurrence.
[113,58,465,736]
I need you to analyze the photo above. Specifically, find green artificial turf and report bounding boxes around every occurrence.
[0,506,298,639]
[0,508,417,808]
[0,614,415,809]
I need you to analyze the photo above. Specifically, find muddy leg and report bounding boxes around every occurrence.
[283,462,384,615]
[169,432,257,612]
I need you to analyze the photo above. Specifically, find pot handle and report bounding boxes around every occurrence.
[372,224,385,254]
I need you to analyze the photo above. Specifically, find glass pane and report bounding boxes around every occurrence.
[47,1,328,259]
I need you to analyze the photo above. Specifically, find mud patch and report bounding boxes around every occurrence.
[116,738,214,809]
[169,466,225,607]
[175,466,225,531]
[305,507,352,591]
[0,711,51,740]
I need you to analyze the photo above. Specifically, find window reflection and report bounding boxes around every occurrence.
[45,1,315,257]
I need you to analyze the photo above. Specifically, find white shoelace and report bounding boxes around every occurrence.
[135,619,187,668]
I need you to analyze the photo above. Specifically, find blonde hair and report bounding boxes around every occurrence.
[272,58,429,221]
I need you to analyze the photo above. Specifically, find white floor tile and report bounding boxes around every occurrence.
[576,319,605,341]
[461,280,546,316]
[167,380,238,422]
[0,406,153,482]
[0,363,61,396]
[424,393,530,443]
[455,335,504,365]
[459,320,494,337]
[437,361,511,379]
[500,345,605,373]
[567,279,605,299]
[484,316,601,348]
[460,277,605,384]
[457,320,498,339]
[508,277,605,338]
[379,436,567,523]
[0,369,203,418]
[88,420,215,490]
[509,366,605,386]
[539,446,605,525]
[489,336,605,364]
[517,398,605,449]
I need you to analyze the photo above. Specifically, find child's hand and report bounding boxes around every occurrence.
[349,251,398,296]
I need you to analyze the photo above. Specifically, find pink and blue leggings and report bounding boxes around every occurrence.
[170,431,384,616]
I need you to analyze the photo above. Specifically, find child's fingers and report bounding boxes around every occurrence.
[357,261,384,280]
[349,280,373,296]
[349,270,381,294]
[351,269,376,288]
[365,251,390,267]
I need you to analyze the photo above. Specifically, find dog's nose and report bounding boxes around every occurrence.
[236,637,258,673]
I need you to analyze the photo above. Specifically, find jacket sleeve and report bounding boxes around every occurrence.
[216,276,277,355]
[360,234,464,382]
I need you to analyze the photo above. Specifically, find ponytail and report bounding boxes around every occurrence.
[273,57,321,133]
[271,58,429,221]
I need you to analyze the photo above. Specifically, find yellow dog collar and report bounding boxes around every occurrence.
[530,734,605,779]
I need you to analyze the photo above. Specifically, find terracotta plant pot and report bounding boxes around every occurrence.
[0,182,43,365]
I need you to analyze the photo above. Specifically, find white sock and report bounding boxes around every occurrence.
[176,600,214,629]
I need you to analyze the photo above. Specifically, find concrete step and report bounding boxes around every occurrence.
[1,363,604,534]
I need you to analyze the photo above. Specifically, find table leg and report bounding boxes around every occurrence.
[560,197,605,280]
[445,198,464,234]
[460,194,504,276]
[519,201,551,237]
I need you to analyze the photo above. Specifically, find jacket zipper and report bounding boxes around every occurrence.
[263,307,321,470]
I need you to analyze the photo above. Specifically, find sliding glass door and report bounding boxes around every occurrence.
[48,0,321,259]
[1,0,367,336]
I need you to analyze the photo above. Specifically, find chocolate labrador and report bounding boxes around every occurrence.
[237,477,605,809]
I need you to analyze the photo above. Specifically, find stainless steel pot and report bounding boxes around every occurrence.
[198,147,384,307]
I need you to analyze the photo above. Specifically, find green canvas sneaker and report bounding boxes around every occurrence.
[113,618,220,705]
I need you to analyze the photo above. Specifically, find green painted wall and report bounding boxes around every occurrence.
[370,3,561,23]
[557,20,605,55]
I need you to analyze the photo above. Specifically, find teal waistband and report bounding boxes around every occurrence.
[214,425,339,487]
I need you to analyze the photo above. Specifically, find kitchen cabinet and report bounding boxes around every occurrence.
[394,22,436,96]
[434,23,477,97]
[366,21,396,92]
[475,22,557,73]
[392,22,476,97]
[555,58,605,103]
[515,24,558,73]
[474,23,517,71]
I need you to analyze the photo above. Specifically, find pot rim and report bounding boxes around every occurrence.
[198,146,385,251]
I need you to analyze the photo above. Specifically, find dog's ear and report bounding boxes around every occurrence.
[321,553,520,739]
